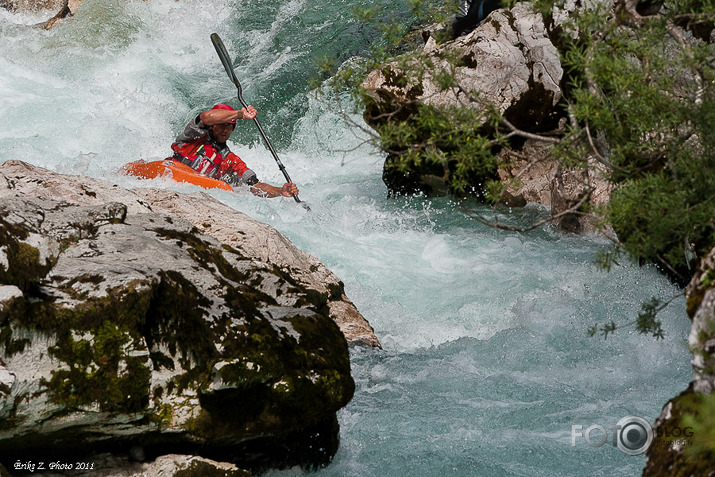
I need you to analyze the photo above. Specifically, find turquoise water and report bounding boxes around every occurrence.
[0,1,693,475]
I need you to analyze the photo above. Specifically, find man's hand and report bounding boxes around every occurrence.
[240,105,257,120]
[281,182,299,197]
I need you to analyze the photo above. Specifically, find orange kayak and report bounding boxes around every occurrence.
[121,160,234,191]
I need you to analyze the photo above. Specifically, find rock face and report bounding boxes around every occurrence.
[362,2,564,194]
[685,250,715,396]
[426,2,563,124]
[642,247,715,476]
[0,0,84,30]
[361,2,613,233]
[496,140,613,234]
[0,161,375,472]
[363,3,563,126]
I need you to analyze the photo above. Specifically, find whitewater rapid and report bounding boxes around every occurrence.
[0,1,693,475]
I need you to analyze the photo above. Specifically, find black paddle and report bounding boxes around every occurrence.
[210,32,309,210]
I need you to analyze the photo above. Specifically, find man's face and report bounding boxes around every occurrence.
[210,123,236,144]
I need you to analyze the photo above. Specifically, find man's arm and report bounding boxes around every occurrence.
[200,106,257,125]
[250,182,299,198]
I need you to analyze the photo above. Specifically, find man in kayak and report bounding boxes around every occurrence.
[170,103,299,198]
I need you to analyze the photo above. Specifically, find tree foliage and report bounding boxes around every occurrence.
[543,0,715,284]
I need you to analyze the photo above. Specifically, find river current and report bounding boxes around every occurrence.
[0,1,693,475]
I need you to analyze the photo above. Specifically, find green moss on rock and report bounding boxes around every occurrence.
[644,387,715,476]
[44,320,151,413]
[1,193,356,471]
[153,228,249,284]
[56,274,106,300]
[0,227,53,292]
[144,270,218,391]
[193,308,354,439]
[0,303,31,357]
[149,403,174,430]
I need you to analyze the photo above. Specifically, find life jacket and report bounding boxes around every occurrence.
[170,135,250,180]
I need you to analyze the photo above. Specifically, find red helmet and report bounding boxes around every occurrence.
[212,103,236,124]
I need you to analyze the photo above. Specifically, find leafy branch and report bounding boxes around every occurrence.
[587,293,684,340]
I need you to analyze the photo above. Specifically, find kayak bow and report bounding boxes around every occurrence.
[121,160,234,191]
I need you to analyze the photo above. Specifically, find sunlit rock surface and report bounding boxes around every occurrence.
[0,160,375,472]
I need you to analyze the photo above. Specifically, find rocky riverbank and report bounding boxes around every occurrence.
[642,246,715,476]
[361,2,610,234]
[0,160,378,475]
[0,0,82,29]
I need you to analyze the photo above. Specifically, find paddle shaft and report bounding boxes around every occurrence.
[235,94,295,186]
[210,33,304,206]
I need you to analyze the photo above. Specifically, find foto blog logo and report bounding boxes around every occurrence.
[571,416,654,456]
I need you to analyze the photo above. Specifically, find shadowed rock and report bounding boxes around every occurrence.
[643,247,715,476]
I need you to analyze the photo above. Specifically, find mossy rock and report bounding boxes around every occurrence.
[644,386,715,476]
[0,193,354,472]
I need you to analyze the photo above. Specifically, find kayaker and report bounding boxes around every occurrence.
[170,103,299,198]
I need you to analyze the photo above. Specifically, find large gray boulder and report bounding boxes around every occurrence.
[423,2,563,124]
[360,2,617,234]
[0,160,375,472]
[361,2,567,201]
[362,2,563,133]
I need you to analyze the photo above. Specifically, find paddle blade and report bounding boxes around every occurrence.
[210,33,240,87]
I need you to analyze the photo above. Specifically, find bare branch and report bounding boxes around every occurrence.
[584,121,633,173]
[461,188,593,233]
[499,116,561,144]
[655,253,687,282]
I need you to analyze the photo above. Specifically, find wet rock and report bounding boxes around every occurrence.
[43,0,83,30]
[643,247,715,476]
[0,160,372,472]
